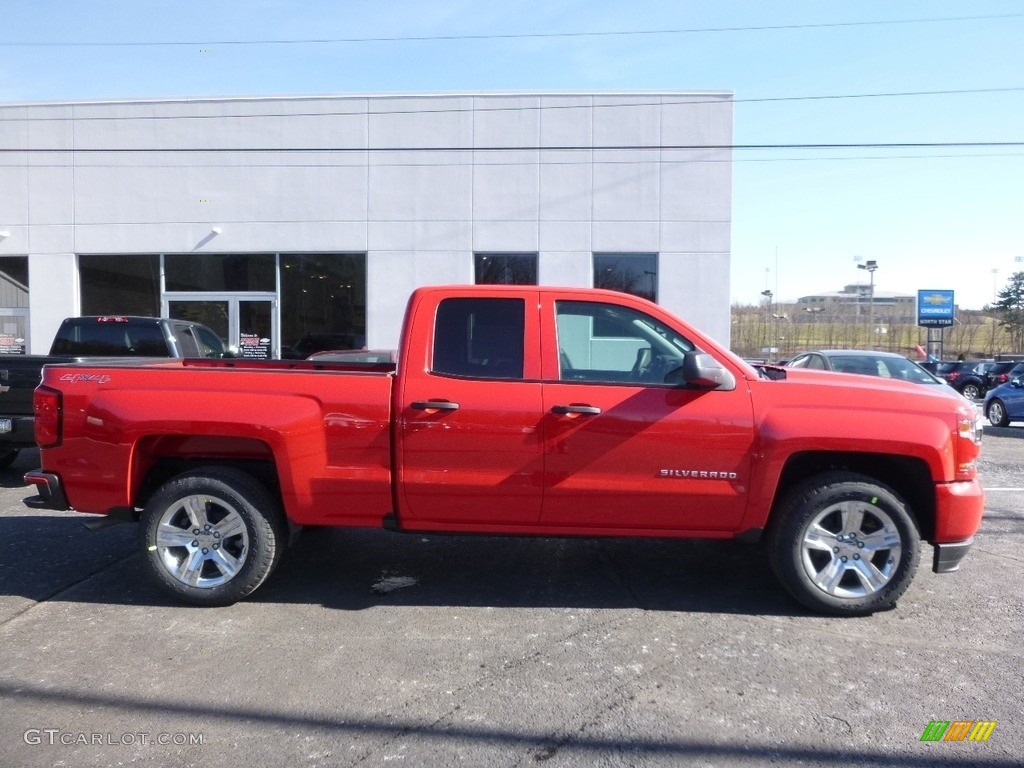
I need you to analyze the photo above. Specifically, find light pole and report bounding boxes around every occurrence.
[761,289,773,360]
[857,259,878,346]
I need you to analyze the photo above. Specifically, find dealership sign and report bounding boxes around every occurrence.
[917,290,955,328]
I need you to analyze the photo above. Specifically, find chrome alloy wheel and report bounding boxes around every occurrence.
[800,500,902,599]
[155,494,250,589]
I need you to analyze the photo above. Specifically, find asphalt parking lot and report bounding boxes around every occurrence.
[1,436,1021,768]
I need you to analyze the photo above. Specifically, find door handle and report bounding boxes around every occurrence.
[411,399,460,411]
[550,404,602,416]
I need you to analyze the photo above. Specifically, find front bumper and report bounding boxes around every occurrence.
[930,479,984,574]
[23,470,70,511]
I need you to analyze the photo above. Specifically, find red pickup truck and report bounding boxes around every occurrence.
[25,286,985,615]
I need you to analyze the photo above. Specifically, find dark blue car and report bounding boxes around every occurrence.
[983,363,1024,426]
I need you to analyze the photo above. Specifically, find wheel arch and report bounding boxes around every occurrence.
[771,451,935,540]
[130,435,281,517]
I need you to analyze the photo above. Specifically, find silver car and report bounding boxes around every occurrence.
[786,350,946,388]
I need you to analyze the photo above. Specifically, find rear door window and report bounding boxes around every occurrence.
[432,298,525,380]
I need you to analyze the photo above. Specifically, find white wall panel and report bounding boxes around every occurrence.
[539,222,590,253]
[539,251,592,288]
[28,252,78,349]
[473,152,540,221]
[539,153,593,222]
[472,220,539,252]
[4,91,733,351]
[659,251,732,345]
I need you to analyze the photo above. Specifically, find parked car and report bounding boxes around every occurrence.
[785,350,946,388]
[923,360,990,400]
[307,349,398,366]
[985,360,1023,390]
[983,367,1024,427]
[281,333,366,359]
[0,315,229,469]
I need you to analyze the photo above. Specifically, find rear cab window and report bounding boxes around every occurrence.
[51,318,167,356]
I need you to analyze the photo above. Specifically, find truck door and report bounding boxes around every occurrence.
[396,291,544,526]
[540,295,755,532]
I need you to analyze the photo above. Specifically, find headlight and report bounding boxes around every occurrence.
[955,411,982,480]
[959,414,982,446]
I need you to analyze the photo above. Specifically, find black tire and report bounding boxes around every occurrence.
[140,466,286,606]
[961,382,982,401]
[987,399,1010,428]
[768,471,920,616]
[0,449,19,470]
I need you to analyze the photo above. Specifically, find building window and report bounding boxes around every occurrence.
[474,253,538,285]
[593,253,658,303]
[165,253,276,292]
[79,254,160,316]
[280,253,366,358]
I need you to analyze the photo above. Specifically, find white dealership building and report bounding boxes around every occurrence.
[0,91,733,356]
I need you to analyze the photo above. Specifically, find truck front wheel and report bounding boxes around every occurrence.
[768,472,920,616]
[140,467,286,606]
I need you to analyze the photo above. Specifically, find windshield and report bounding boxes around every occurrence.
[830,355,944,385]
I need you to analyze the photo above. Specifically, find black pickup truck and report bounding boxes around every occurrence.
[0,315,228,468]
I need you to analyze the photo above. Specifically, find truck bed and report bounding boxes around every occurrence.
[36,360,396,527]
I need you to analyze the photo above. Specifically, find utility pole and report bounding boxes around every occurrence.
[761,289,773,361]
[857,260,878,347]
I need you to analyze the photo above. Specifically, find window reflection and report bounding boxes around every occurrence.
[593,253,657,303]
[475,253,538,285]
[80,254,160,315]
[280,254,366,358]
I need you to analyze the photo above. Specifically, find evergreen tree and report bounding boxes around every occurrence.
[988,271,1024,352]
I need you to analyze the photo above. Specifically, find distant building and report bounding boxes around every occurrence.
[795,283,916,314]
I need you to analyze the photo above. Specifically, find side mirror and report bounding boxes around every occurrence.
[1011,377,1023,388]
[664,352,736,390]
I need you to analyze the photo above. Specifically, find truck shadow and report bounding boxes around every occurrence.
[0,447,40,489]
[262,527,800,616]
[0,512,805,616]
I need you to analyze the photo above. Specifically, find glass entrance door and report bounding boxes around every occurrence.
[166,294,277,358]
[237,300,274,360]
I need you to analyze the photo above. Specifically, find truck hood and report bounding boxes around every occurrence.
[750,367,976,430]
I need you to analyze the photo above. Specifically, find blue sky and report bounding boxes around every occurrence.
[2,0,1022,309]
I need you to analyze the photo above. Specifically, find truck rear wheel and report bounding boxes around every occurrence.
[768,471,920,616]
[0,449,19,470]
[140,467,286,606]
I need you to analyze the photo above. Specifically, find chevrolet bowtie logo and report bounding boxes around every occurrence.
[922,294,949,305]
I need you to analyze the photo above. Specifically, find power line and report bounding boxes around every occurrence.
[0,87,1019,126]
[1,13,1021,48]
[1,142,1022,154]
[3,152,1020,171]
